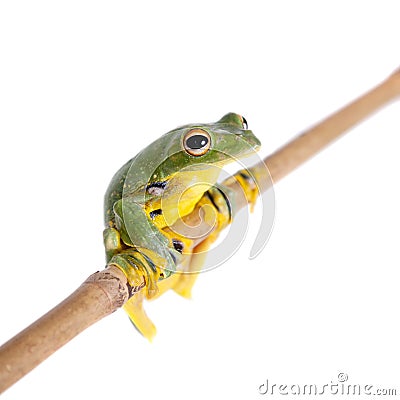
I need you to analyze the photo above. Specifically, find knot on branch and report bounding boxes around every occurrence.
[84,267,129,310]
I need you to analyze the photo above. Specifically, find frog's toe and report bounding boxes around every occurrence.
[172,274,197,299]
[123,293,156,341]
[103,227,123,262]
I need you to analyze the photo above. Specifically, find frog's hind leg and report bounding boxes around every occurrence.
[173,185,233,298]
[149,230,194,299]
[123,290,156,341]
[172,239,210,298]
[145,237,194,299]
[148,271,181,300]
[108,248,167,340]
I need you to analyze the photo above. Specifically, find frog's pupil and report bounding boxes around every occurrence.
[186,135,208,149]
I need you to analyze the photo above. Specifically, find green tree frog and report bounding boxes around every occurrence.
[103,113,261,340]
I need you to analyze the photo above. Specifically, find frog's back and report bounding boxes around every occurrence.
[104,158,132,227]
[103,135,179,227]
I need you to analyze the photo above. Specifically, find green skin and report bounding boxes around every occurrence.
[103,113,261,284]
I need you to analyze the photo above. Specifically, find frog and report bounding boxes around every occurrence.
[103,113,261,340]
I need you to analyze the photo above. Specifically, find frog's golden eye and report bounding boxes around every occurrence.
[240,115,248,130]
[183,129,211,156]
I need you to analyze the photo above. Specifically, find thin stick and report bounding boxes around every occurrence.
[0,267,129,392]
[0,67,399,394]
[260,67,400,185]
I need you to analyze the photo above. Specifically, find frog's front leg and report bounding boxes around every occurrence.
[103,225,163,296]
[104,197,181,340]
[111,197,181,283]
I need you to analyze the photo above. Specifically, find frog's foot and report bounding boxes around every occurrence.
[232,169,259,212]
[108,247,170,339]
[148,273,180,300]
[123,291,156,341]
[173,267,198,299]
[108,249,161,297]
[144,229,194,299]
[147,248,191,300]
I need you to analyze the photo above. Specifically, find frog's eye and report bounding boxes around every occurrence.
[183,129,211,156]
[240,115,248,130]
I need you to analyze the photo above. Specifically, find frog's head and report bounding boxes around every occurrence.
[154,113,261,178]
[183,112,260,160]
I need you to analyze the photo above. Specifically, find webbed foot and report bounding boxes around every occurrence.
[123,291,156,341]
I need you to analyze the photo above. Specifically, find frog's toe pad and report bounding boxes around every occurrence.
[172,277,194,299]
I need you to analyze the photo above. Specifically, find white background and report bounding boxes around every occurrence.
[1,1,400,398]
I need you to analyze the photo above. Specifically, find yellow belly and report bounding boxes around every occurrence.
[145,167,220,230]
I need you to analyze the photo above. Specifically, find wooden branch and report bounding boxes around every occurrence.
[1,67,399,394]
[0,267,129,392]
[259,67,400,185]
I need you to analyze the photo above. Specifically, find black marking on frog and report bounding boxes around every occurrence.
[238,171,253,183]
[172,239,184,254]
[149,209,163,220]
[215,186,232,221]
[146,181,168,196]
[141,251,158,273]
[205,191,220,212]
